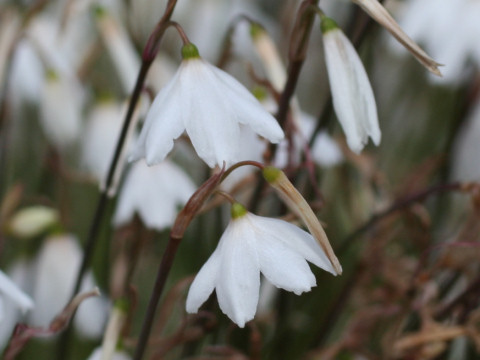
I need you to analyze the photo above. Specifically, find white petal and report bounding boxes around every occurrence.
[256,236,316,295]
[29,235,81,327]
[323,28,380,153]
[0,270,34,313]
[216,219,260,327]
[247,214,336,276]
[87,347,132,360]
[209,64,284,143]
[113,160,195,230]
[182,60,240,167]
[130,69,184,165]
[186,247,222,313]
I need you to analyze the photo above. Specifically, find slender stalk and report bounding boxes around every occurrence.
[132,234,182,360]
[132,168,224,360]
[56,1,179,359]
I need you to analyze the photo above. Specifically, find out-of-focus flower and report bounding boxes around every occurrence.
[394,0,479,84]
[39,70,83,149]
[352,0,441,76]
[113,160,196,230]
[87,347,131,360]
[0,262,34,351]
[82,100,124,183]
[29,235,107,337]
[130,43,284,168]
[451,99,480,182]
[7,205,59,239]
[95,7,140,94]
[186,203,337,328]
[321,16,381,153]
[0,270,34,318]
[275,112,344,168]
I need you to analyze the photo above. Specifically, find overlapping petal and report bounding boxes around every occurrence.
[323,27,380,153]
[131,57,284,168]
[186,211,338,327]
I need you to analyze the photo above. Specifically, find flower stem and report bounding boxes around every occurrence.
[132,167,224,359]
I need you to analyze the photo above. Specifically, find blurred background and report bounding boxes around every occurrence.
[0,0,479,359]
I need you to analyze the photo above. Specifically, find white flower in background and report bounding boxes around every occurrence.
[9,40,44,104]
[394,0,480,84]
[0,269,34,347]
[82,100,124,183]
[8,205,59,239]
[186,203,337,327]
[0,260,34,351]
[451,99,480,182]
[0,271,33,315]
[113,160,196,230]
[87,347,131,360]
[130,43,284,168]
[74,272,109,339]
[95,7,141,94]
[29,235,107,337]
[274,112,344,169]
[39,70,83,149]
[321,16,381,153]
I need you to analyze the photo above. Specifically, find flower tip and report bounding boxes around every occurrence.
[333,260,343,276]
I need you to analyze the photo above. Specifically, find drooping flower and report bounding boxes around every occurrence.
[186,203,337,327]
[130,43,284,168]
[113,160,196,230]
[321,16,381,153]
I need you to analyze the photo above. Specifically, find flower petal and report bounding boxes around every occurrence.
[216,219,260,327]
[323,28,380,153]
[186,246,222,314]
[247,214,336,276]
[0,270,33,313]
[130,69,184,165]
[210,64,284,143]
[183,60,240,167]
[256,235,316,295]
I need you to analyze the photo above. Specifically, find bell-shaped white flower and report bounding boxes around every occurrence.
[130,43,284,168]
[186,203,337,328]
[321,17,381,153]
[113,160,196,230]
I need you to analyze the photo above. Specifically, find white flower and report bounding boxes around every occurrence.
[186,204,337,328]
[451,99,480,182]
[87,347,131,360]
[29,234,107,336]
[82,100,124,183]
[0,261,34,351]
[0,270,34,317]
[113,160,196,230]
[321,17,381,153]
[394,0,479,84]
[130,44,284,168]
[39,71,83,149]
